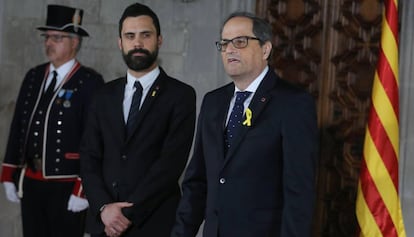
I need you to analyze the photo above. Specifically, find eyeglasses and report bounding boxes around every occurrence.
[215,36,261,52]
[40,33,72,43]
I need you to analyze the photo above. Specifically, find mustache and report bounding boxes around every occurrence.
[127,48,150,56]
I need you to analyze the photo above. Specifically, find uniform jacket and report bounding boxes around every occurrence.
[1,62,104,190]
[80,68,196,236]
[171,68,318,237]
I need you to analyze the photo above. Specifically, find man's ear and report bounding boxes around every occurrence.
[158,35,163,48]
[262,41,273,60]
[118,38,122,50]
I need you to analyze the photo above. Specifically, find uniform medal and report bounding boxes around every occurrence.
[63,90,73,108]
[56,89,66,104]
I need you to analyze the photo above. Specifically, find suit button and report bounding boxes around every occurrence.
[219,178,226,184]
[112,182,118,188]
[121,155,127,160]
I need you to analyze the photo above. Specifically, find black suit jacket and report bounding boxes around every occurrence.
[80,68,196,236]
[172,68,318,237]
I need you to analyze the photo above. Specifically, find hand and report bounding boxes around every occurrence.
[67,194,89,212]
[101,202,133,237]
[3,182,20,203]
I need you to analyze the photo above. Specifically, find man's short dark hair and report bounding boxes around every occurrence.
[119,3,161,37]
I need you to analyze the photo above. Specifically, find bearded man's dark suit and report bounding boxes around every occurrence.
[80,67,196,237]
[171,68,318,237]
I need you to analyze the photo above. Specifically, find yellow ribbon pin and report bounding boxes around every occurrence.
[243,108,252,126]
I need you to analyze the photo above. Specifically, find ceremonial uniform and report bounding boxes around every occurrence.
[0,5,104,237]
[2,61,104,180]
[1,61,104,236]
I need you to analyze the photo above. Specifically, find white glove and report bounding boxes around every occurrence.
[3,182,20,203]
[67,194,89,212]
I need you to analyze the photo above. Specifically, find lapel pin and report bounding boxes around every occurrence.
[152,86,160,97]
[242,108,252,127]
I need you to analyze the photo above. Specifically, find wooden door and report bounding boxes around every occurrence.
[256,0,382,236]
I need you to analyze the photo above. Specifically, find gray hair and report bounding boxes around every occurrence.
[68,33,82,52]
[220,11,273,46]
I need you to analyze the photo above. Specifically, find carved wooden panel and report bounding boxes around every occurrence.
[256,0,382,236]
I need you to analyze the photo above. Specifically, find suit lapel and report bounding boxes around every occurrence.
[215,85,234,161]
[223,70,277,167]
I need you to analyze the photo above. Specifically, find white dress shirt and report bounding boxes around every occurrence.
[225,66,269,125]
[45,59,76,91]
[123,67,160,123]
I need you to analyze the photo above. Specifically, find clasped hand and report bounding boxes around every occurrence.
[101,202,133,237]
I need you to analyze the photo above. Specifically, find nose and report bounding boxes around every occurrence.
[44,37,53,46]
[133,36,144,48]
[223,40,239,53]
[224,43,236,53]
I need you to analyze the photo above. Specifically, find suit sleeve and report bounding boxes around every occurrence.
[80,91,113,219]
[170,96,208,237]
[122,85,197,226]
[280,92,318,236]
[1,69,35,182]
[72,71,104,198]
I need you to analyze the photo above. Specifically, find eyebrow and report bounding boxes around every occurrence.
[123,30,154,35]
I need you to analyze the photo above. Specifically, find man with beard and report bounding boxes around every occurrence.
[0,4,104,237]
[80,3,196,237]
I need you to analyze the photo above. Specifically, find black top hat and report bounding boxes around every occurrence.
[37,5,89,37]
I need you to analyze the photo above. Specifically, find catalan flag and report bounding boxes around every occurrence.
[355,0,406,236]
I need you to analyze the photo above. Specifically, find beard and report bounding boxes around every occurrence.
[122,47,158,71]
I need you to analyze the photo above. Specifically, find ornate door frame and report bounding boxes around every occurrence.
[256,0,382,236]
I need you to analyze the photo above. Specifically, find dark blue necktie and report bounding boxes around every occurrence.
[126,81,143,137]
[225,91,252,150]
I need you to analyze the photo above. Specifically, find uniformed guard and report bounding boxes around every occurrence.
[0,4,104,237]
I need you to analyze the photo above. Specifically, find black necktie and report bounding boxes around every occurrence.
[41,71,57,103]
[45,71,57,96]
[126,81,143,137]
[225,91,252,150]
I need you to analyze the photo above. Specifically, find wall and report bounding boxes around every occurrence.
[0,0,255,236]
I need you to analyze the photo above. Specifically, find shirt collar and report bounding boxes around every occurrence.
[126,67,160,91]
[49,59,76,78]
[234,66,269,93]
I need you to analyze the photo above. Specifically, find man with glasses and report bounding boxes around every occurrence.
[172,12,318,237]
[0,4,103,237]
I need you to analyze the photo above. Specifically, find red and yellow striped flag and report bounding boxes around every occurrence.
[356,0,406,236]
